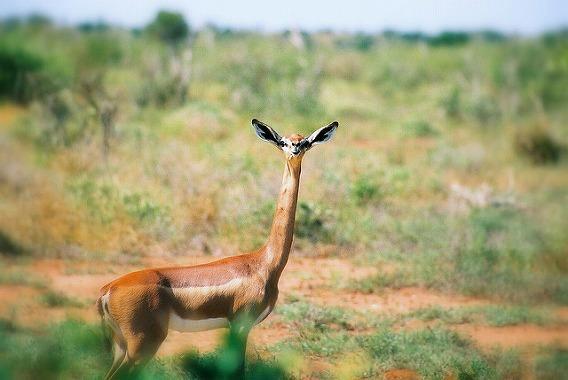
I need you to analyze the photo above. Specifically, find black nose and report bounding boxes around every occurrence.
[292,147,301,154]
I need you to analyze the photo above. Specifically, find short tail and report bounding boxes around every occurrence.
[96,296,112,352]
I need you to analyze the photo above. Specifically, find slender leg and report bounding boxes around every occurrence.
[229,316,253,379]
[104,339,127,380]
[237,330,250,378]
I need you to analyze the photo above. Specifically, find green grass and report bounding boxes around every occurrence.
[358,328,522,380]
[534,348,568,380]
[276,298,376,332]
[1,16,567,380]
[0,319,288,379]
[0,270,47,288]
[40,290,85,308]
[403,305,554,327]
[349,206,568,304]
[271,317,525,379]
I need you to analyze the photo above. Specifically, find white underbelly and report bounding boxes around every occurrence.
[168,312,229,332]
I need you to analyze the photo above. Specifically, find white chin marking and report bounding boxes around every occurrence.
[168,312,229,332]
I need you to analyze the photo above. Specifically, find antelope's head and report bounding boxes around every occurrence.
[252,119,339,162]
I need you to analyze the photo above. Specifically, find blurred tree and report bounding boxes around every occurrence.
[0,43,64,104]
[146,10,190,46]
[429,31,471,46]
[26,14,52,28]
[74,31,123,158]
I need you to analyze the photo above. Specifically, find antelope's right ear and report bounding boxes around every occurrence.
[252,119,282,147]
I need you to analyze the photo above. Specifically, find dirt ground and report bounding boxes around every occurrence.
[1,255,567,376]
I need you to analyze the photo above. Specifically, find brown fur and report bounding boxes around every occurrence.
[97,140,304,379]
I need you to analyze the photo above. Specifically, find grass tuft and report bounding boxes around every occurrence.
[40,290,85,308]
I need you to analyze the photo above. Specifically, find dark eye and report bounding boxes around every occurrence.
[278,140,285,147]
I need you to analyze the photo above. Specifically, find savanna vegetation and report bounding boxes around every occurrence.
[0,11,567,379]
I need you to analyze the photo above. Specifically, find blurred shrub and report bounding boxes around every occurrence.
[295,201,332,243]
[0,42,65,104]
[335,33,375,51]
[278,299,353,331]
[136,52,191,108]
[0,319,288,379]
[146,10,190,46]
[350,175,383,205]
[68,177,169,229]
[12,89,92,150]
[182,324,287,380]
[216,40,323,116]
[0,320,108,379]
[441,87,461,119]
[77,21,110,33]
[428,31,470,46]
[359,328,497,379]
[469,95,501,125]
[534,348,568,380]
[355,206,568,304]
[76,32,123,72]
[401,120,438,137]
[514,126,564,165]
[0,230,24,256]
[122,193,166,224]
[41,290,84,308]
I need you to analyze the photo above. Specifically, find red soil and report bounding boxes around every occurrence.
[1,255,567,360]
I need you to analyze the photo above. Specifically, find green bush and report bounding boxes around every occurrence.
[441,87,461,118]
[0,42,62,103]
[350,175,382,205]
[0,320,109,379]
[401,120,438,137]
[534,348,568,380]
[146,10,190,46]
[295,201,332,243]
[359,328,499,379]
[514,127,564,164]
[0,230,24,256]
[41,290,84,308]
[429,31,471,46]
[182,325,287,380]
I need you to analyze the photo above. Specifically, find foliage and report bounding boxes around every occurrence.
[360,328,496,379]
[404,305,552,327]
[277,299,355,331]
[0,319,287,379]
[295,201,333,243]
[428,31,470,46]
[514,126,564,164]
[352,206,568,304]
[146,11,190,46]
[350,175,383,205]
[182,323,288,379]
[0,16,567,378]
[0,230,24,256]
[534,348,568,380]
[0,42,65,103]
[401,120,439,137]
[40,290,84,308]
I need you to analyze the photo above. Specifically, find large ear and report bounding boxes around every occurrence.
[252,119,282,147]
[307,121,339,146]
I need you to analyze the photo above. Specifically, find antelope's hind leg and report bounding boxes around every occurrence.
[104,333,127,380]
[106,285,170,377]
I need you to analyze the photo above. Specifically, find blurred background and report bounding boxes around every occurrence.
[0,1,567,379]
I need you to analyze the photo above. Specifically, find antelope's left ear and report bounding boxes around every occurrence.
[307,121,339,146]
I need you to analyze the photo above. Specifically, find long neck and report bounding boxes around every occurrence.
[264,159,302,278]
